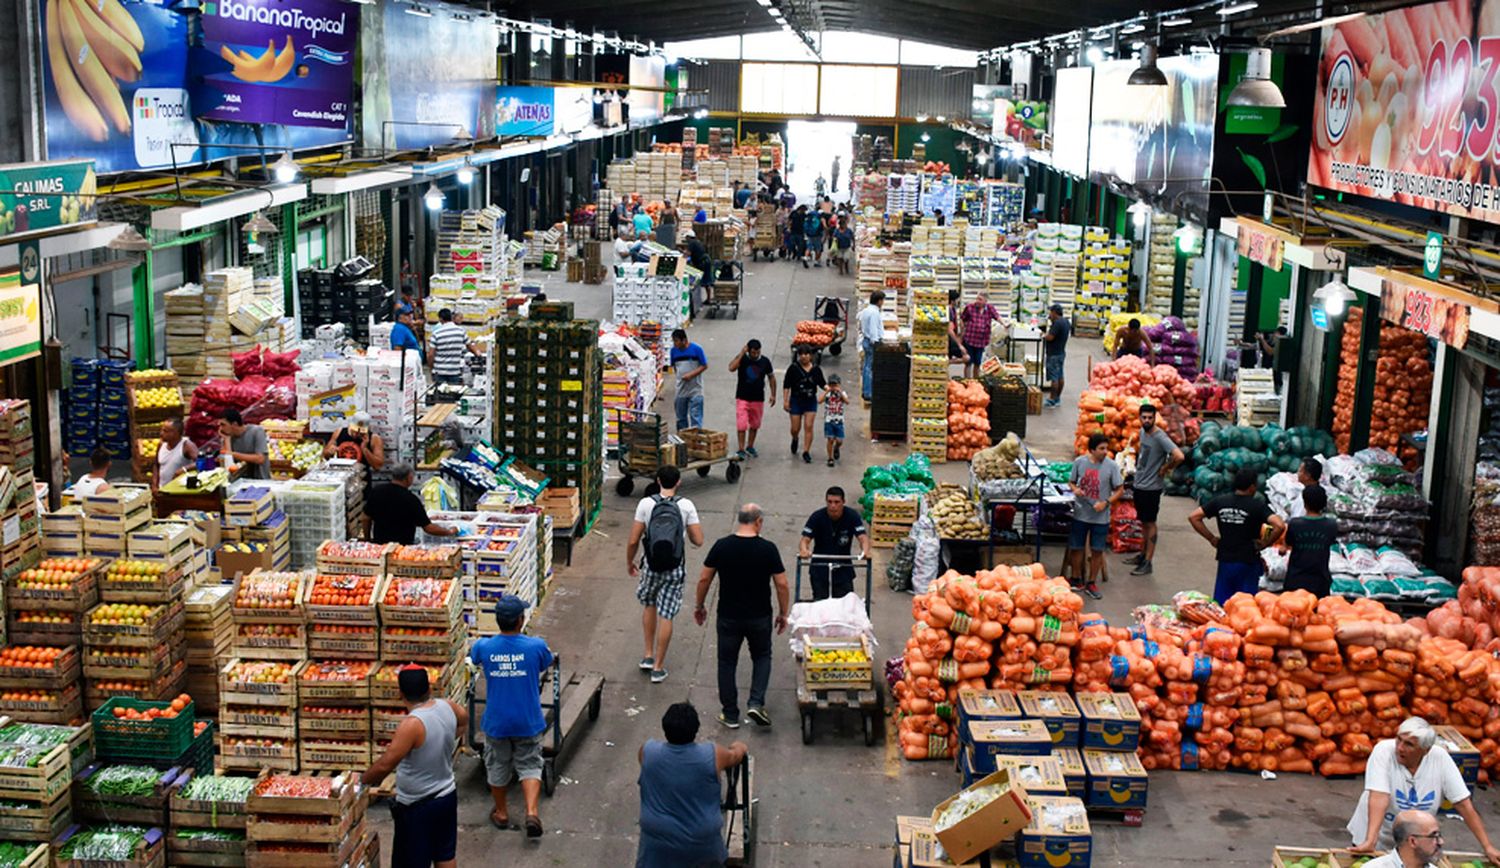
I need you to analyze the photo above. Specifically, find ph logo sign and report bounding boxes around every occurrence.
[1325,53,1355,145]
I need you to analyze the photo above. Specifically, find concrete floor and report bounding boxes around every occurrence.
[367,251,1500,866]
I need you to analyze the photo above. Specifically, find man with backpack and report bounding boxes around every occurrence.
[626,466,705,683]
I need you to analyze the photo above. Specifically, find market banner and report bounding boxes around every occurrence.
[0,160,98,242]
[1235,218,1289,272]
[1379,270,1477,349]
[191,0,358,129]
[1306,0,1500,222]
[39,0,196,174]
[496,87,555,138]
[0,273,44,366]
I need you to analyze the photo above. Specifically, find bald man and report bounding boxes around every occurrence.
[1360,810,1445,868]
[694,504,790,730]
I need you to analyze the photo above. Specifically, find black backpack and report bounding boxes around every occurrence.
[643,494,686,572]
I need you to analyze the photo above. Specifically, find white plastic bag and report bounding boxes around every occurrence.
[911,517,941,595]
[786,593,876,657]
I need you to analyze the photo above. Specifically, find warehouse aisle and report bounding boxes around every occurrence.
[365,258,1500,866]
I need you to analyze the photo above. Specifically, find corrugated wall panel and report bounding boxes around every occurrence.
[698,60,741,113]
[898,67,974,119]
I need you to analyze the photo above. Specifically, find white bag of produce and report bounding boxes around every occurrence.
[787,593,876,658]
[911,517,942,594]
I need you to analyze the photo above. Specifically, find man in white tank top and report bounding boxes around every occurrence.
[154,418,199,490]
[363,666,467,868]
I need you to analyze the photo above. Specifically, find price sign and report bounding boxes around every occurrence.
[1380,276,1472,349]
[1236,220,1286,272]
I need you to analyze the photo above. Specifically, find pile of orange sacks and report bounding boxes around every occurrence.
[896,571,1500,782]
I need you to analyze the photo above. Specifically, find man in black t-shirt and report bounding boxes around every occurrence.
[728,340,777,459]
[363,463,458,545]
[694,504,789,729]
[1188,469,1286,604]
[1284,484,1339,596]
[799,486,870,600]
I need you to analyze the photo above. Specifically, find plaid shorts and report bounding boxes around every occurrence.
[636,564,686,620]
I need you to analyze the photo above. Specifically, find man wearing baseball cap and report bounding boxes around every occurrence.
[362,664,466,868]
[469,594,554,838]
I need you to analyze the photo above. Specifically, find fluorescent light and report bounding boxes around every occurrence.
[272,153,299,183]
[1085,45,1104,64]
[1120,22,1145,34]
[423,183,445,211]
[1218,1,1257,15]
[1162,16,1192,26]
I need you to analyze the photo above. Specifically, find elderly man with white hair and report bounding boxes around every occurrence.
[1348,716,1500,864]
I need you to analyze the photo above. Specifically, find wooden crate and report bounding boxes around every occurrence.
[0,684,83,726]
[83,660,187,708]
[218,660,304,707]
[313,542,391,578]
[0,645,81,689]
[0,793,71,841]
[55,825,166,868]
[297,738,371,772]
[229,573,308,624]
[243,819,364,868]
[230,620,307,661]
[83,601,184,649]
[169,772,250,830]
[245,772,357,816]
[6,573,99,613]
[216,737,296,772]
[74,763,183,825]
[297,664,372,703]
[301,577,379,627]
[83,641,179,681]
[98,568,188,605]
[296,706,370,737]
[369,663,452,704]
[379,626,466,664]
[0,741,72,802]
[800,635,873,691]
[218,705,296,739]
[384,546,463,579]
[305,626,378,661]
[376,577,462,627]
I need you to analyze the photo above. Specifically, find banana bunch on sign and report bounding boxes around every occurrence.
[46,0,144,142]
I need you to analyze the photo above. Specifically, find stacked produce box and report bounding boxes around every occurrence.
[219,571,308,771]
[464,515,539,634]
[299,567,381,772]
[183,585,231,715]
[1145,212,1179,322]
[246,774,377,868]
[163,286,206,386]
[170,772,254,866]
[493,318,605,526]
[0,719,91,843]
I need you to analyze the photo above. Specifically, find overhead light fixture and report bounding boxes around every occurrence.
[270,153,299,183]
[1131,41,1145,50]
[1227,47,1286,108]
[1218,1,1258,15]
[456,162,475,185]
[1120,22,1145,34]
[1313,278,1357,318]
[403,3,432,16]
[693,108,709,119]
[936,115,947,123]
[1263,11,1366,38]
[915,114,929,122]
[1085,45,1104,64]
[1162,15,1192,26]
[755,0,771,5]
[453,127,473,142]
[1127,42,1169,87]
[1172,223,1202,253]
[423,183,445,211]
[108,225,151,252]
[920,132,931,142]
[242,211,277,236]
[1127,201,1153,226]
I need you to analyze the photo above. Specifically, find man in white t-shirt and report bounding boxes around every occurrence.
[1348,717,1500,864]
[625,465,704,685]
[71,448,113,498]
[856,290,886,402]
[1360,810,1445,868]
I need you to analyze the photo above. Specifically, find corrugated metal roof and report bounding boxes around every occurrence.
[897,67,975,119]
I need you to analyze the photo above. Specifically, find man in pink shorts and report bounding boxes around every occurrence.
[728,340,777,459]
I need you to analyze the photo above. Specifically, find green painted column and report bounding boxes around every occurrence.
[132,254,154,365]
[282,203,297,311]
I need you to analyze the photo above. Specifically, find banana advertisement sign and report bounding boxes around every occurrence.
[0,273,43,366]
[192,0,357,129]
[0,160,98,242]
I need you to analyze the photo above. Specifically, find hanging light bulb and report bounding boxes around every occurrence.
[920,132,931,142]
[242,211,278,236]
[1227,47,1286,108]
[1313,277,1357,317]
[272,153,299,183]
[423,183,445,211]
[1127,43,1168,87]
[1173,223,1201,253]
[1127,201,1153,227]
[456,163,475,185]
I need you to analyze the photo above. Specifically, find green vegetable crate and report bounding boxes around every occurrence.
[103,723,212,778]
[1271,848,1339,868]
[74,764,185,826]
[54,824,165,868]
[0,742,71,804]
[166,828,245,867]
[0,794,71,842]
[0,719,94,778]
[91,700,196,763]
[168,772,251,831]
[0,841,47,868]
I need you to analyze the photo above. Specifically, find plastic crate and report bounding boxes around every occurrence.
[91,697,196,760]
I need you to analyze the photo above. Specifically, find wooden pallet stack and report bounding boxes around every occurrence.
[869,492,920,549]
[183,585,231,716]
[125,371,184,484]
[907,343,948,464]
[298,571,380,772]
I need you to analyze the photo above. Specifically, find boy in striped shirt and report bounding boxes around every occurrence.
[428,308,477,386]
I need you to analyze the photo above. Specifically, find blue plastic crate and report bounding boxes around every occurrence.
[70,359,99,388]
[68,384,98,407]
[68,402,96,422]
[100,386,128,407]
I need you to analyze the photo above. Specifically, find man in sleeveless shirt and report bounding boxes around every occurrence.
[636,702,747,867]
[363,665,466,868]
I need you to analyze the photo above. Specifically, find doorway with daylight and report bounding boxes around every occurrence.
[786,120,855,203]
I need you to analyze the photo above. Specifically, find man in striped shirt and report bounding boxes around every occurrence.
[428,308,477,386]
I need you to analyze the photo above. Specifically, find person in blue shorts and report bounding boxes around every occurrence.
[1067,433,1122,601]
[1189,469,1287,604]
[820,374,849,467]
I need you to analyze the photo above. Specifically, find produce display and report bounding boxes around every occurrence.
[306,575,376,607]
[82,765,162,796]
[1143,316,1201,378]
[0,691,57,704]
[103,561,173,583]
[300,662,373,681]
[16,558,99,589]
[269,440,323,471]
[107,694,189,719]
[1179,422,1336,504]
[0,744,58,768]
[1332,308,1434,466]
[382,578,452,607]
[858,454,936,520]
[234,574,300,610]
[945,380,991,461]
[1322,451,1431,559]
[58,825,149,861]
[0,842,38,868]
[223,661,293,684]
[792,321,836,348]
[972,433,1025,481]
[89,604,154,627]
[389,545,460,565]
[0,720,80,748]
[131,387,182,410]
[253,775,333,799]
[807,646,868,664]
[928,486,987,540]
[0,647,64,669]
[1075,356,1197,456]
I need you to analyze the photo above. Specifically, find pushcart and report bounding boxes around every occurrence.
[814,295,848,356]
[613,407,742,496]
[703,261,743,320]
[792,554,883,746]
[467,655,604,796]
[723,755,754,866]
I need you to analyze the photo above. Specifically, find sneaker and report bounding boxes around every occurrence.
[746,446,759,458]
[790,440,799,455]
[746,707,771,727]
[650,668,668,683]
[1124,553,1144,567]
[1067,577,1084,591]
[1044,399,1060,408]
[736,450,748,460]
[827,458,835,467]
[802,451,812,464]
[1131,561,1153,576]
[718,711,741,729]
[803,260,810,269]
[1083,582,1103,600]
[638,657,654,671]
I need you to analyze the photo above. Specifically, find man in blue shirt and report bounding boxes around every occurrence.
[390,310,422,353]
[670,329,708,431]
[470,595,554,838]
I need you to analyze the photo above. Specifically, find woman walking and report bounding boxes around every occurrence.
[784,346,826,464]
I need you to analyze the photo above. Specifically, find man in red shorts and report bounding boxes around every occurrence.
[728,340,777,459]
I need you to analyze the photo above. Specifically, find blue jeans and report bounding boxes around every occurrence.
[675,393,704,430]
[1213,561,1263,604]
[861,340,875,399]
[718,615,772,717]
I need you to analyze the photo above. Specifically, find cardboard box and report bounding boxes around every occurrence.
[1075,692,1142,752]
[969,719,1053,762]
[987,754,1068,796]
[1017,692,1081,747]
[1017,796,1090,868]
[1435,726,1481,789]
[930,769,1032,865]
[1082,749,1148,809]
[1051,748,1086,799]
[909,828,986,867]
[216,546,275,580]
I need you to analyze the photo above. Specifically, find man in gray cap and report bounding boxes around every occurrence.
[469,594,554,838]
[362,664,467,868]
